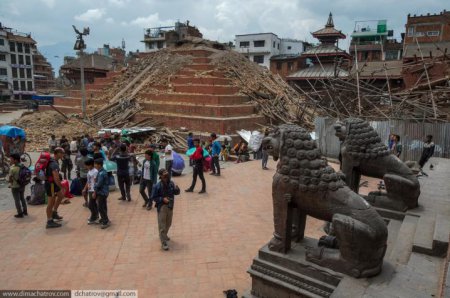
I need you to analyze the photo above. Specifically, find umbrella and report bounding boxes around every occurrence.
[104,160,117,172]
[0,125,26,138]
[172,152,185,174]
[186,147,210,157]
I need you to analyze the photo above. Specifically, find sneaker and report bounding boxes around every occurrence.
[87,218,99,225]
[209,172,216,175]
[142,203,148,208]
[162,241,169,251]
[185,188,193,193]
[23,211,28,216]
[127,198,131,202]
[101,221,110,229]
[46,220,62,229]
[14,213,24,218]
[215,173,220,176]
[52,211,63,221]
[199,190,206,194]
[146,204,153,211]
[118,197,126,201]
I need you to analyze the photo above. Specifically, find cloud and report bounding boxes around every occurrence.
[108,0,130,7]
[74,8,106,22]
[40,0,56,8]
[105,17,114,24]
[125,13,174,28]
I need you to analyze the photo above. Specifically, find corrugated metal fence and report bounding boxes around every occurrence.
[314,117,450,161]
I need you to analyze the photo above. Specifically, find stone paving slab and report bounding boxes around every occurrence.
[0,159,328,297]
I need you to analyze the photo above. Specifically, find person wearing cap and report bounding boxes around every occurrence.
[185,138,206,194]
[45,147,65,228]
[151,168,180,250]
[210,133,221,176]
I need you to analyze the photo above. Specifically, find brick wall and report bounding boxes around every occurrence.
[404,11,450,44]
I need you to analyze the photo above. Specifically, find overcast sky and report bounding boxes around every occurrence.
[0,0,448,67]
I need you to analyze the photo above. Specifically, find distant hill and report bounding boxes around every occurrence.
[38,42,95,77]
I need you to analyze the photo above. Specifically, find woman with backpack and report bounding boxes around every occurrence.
[8,153,28,218]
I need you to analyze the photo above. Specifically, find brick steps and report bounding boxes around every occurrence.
[135,112,265,134]
[140,101,255,117]
[139,93,250,105]
[172,84,239,95]
[192,57,211,63]
[176,69,227,78]
[170,76,231,85]
[171,49,214,57]
[185,64,216,71]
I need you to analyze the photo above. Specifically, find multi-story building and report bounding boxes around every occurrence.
[350,20,403,62]
[234,33,306,68]
[349,20,404,89]
[402,10,450,89]
[0,22,54,100]
[142,21,203,52]
[33,50,55,92]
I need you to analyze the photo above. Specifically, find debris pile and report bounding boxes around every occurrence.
[11,111,97,151]
[213,51,315,128]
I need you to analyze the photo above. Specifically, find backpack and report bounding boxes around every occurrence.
[18,165,32,187]
[70,178,83,196]
[34,152,53,182]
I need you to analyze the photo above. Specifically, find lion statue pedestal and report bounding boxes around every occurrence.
[246,124,388,298]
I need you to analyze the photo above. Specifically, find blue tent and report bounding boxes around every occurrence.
[0,125,26,138]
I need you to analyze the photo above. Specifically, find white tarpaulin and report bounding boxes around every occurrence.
[237,129,264,152]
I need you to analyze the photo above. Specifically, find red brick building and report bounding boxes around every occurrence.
[402,10,450,90]
[269,54,307,79]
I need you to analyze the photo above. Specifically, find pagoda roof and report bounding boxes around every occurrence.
[301,44,350,58]
[312,13,346,39]
[287,64,349,80]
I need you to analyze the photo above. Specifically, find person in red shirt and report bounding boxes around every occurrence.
[185,138,206,194]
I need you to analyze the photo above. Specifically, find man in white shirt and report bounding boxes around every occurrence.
[70,137,78,154]
[82,158,99,224]
[48,135,57,153]
[161,139,174,179]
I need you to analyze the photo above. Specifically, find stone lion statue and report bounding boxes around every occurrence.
[262,124,388,278]
[334,118,420,211]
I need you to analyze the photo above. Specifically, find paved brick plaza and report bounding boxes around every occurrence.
[0,160,375,297]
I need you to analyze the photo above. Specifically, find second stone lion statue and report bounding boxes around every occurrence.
[262,124,388,278]
[334,118,420,211]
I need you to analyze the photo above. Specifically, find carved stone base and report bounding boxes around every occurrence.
[246,238,344,298]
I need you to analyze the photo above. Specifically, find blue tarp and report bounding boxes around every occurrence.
[0,125,26,138]
[172,152,185,174]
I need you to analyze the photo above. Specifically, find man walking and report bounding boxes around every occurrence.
[93,159,110,229]
[161,139,174,179]
[140,149,157,210]
[112,144,132,202]
[419,135,435,169]
[185,138,206,194]
[82,158,99,224]
[152,169,180,250]
[76,148,90,207]
[45,147,65,228]
[210,133,221,176]
[9,153,27,218]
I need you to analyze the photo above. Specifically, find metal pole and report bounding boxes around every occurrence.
[80,49,86,119]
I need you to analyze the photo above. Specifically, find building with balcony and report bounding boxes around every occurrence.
[142,21,203,52]
[0,22,38,100]
[349,20,404,89]
[234,33,306,69]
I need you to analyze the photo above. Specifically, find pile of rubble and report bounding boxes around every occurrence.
[11,111,97,151]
